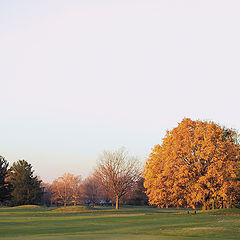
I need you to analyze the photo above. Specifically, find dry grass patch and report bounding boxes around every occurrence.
[51,206,91,213]
[12,205,42,209]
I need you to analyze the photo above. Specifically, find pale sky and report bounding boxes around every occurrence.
[1,0,240,183]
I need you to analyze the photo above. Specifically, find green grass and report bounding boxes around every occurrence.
[0,206,239,239]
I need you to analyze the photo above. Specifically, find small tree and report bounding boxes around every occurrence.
[41,182,52,206]
[0,156,11,205]
[9,160,43,205]
[95,148,141,209]
[51,173,82,206]
[130,176,148,205]
[82,175,102,207]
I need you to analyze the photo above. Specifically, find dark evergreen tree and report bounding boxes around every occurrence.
[9,160,43,205]
[130,177,148,205]
[0,156,11,204]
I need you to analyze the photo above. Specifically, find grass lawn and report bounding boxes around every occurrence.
[0,205,239,239]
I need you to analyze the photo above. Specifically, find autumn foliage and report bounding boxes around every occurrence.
[143,118,240,210]
[51,173,82,206]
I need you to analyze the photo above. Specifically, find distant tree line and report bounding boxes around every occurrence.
[0,149,147,209]
[49,148,146,209]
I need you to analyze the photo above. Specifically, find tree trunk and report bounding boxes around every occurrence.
[227,199,232,208]
[212,200,214,210]
[202,202,206,210]
[115,196,119,210]
[64,202,66,207]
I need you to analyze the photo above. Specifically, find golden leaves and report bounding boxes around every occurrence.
[143,118,240,209]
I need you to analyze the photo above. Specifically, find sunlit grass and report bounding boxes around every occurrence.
[11,205,42,209]
[50,206,91,213]
[0,206,239,239]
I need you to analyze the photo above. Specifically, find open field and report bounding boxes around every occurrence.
[0,206,240,240]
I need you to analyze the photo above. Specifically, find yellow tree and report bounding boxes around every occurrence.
[143,118,240,209]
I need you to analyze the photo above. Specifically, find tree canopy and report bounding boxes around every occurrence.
[51,173,82,206]
[9,160,43,205]
[81,175,103,207]
[0,156,11,204]
[143,118,240,209]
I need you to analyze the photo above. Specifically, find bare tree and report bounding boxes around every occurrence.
[51,173,82,206]
[95,148,141,209]
[82,175,102,207]
[41,182,52,206]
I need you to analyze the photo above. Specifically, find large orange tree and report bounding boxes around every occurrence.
[143,118,240,209]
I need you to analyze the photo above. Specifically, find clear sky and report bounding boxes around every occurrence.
[1,0,240,183]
